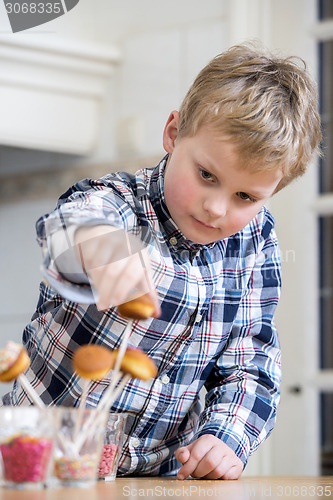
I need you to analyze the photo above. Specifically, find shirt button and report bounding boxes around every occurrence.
[132,438,140,448]
[161,374,170,385]
[169,237,177,246]
[196,313,203,323]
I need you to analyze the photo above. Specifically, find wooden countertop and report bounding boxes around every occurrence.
[0,476,332,500]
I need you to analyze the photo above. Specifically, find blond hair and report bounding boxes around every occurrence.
[178,44,322,192]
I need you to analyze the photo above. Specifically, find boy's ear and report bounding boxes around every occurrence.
[163,111,179,154]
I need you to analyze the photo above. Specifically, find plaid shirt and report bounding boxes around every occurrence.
[3,156,281,476]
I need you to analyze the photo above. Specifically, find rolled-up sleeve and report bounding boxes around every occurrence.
[35,177,140,303]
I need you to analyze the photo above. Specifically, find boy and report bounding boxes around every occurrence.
[3,44,321,480]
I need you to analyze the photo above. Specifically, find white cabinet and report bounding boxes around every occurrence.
[0,34,121,154]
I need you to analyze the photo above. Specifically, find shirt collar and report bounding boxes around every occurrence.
[148,155,217,252]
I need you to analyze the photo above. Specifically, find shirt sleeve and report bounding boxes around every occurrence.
[36,178,140,303]
[194,223,282,467]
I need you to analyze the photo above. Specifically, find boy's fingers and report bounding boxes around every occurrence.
[177,463,193,480]
[75,226,161,315]
[87,253,157,313]
[150,294,161,318]
[175,446,190,464]
[189,445,223,478]
[102,256,146,306]
[175,437,244,480]
[176,446,191,479]
[142,266,161,318]
[176,445,200,480]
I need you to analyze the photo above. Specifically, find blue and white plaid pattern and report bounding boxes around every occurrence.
[3,156,281,476]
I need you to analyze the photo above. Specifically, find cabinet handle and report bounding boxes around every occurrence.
[288,386,302,394]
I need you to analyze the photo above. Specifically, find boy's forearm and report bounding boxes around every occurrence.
[197,323,280,468]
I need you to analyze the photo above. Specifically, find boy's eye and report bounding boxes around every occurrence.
[200,169,214,181]
[237,192,256,203]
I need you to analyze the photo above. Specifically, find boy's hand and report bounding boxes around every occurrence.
[74,225,160,314]
[175,435,243,480]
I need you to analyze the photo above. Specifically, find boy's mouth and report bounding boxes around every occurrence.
[193,217,217,230]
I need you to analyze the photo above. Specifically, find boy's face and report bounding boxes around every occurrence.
[163,111,283,245]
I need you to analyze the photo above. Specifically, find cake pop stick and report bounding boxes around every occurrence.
[96,321,132,410]
[79,347,158,450]
[0,341,45,408]
[72,344,115,442]
[75,322,133,451]
[98,347,157,411]
[76,295,156,451]
[97,293,156,412]
[17,374,46,408]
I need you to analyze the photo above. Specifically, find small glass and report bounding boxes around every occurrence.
[0,406,54,489]
[98,413,127,481]
[53,407,107,488]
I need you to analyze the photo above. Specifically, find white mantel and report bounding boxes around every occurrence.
[0,34,121,154]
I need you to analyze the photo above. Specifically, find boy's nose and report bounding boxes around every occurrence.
[203,196,228,219]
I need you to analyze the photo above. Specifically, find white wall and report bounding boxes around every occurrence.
[266,0,320,476]
[63,0,229,162]
[0,198,56,395]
